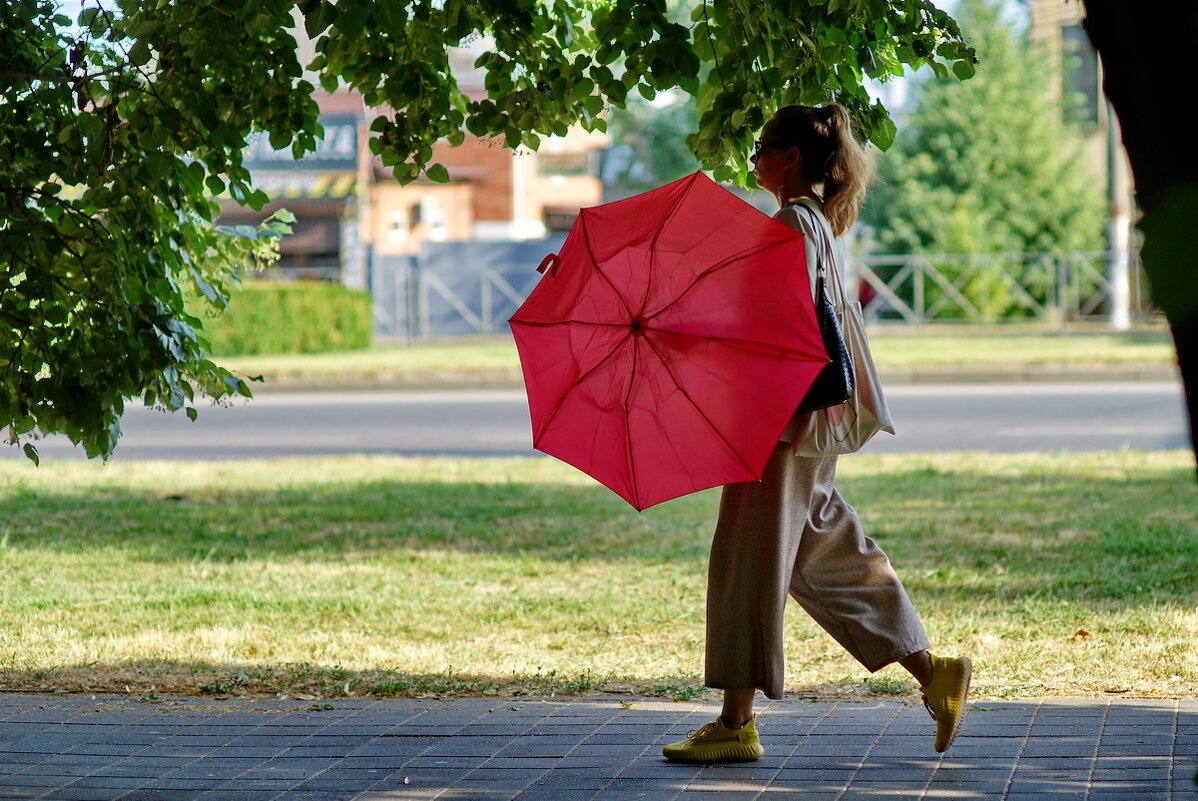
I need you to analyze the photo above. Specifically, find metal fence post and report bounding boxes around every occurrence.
[914,259,925,322]
[481,272,493,333]
[407,255,426,340]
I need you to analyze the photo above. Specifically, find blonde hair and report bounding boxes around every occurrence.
[763,104,872,237]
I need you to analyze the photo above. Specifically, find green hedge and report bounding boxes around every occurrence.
[198,280,372,356]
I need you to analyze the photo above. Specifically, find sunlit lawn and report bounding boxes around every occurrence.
[1,450,1193,701]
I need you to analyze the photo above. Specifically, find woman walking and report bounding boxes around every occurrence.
[663,105,971,763]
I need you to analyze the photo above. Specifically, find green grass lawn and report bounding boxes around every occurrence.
[219,327,1175,382]
[867,327,1174,367]
[1,451,1193,701]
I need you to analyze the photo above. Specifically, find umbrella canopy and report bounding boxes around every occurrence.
[509,171,828,511]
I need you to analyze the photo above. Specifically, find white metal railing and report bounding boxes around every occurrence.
[855,250,1155,326]
[371,249,1159,339]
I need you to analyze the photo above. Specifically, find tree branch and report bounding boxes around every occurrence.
[701,1,727,92]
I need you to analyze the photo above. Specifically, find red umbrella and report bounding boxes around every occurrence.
[509,171,828,511]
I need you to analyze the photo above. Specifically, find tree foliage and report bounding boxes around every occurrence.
[2,0,974,462]
[605,91,702,190]
[865,0,1105,257]
[1,1,295,464]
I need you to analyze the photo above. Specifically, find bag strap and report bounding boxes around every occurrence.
[789,201,846,304]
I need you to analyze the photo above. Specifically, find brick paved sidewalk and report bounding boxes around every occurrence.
[0,694,1194,800]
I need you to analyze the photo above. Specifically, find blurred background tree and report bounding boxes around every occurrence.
[862,0,1106,317]
[605,91,701,192]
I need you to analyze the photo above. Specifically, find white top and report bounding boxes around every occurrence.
[773,198,846,298]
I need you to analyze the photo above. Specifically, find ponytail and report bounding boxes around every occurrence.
[763,104,872,236]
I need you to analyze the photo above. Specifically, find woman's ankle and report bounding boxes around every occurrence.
[899,650,934,687]
[720,688,757,729]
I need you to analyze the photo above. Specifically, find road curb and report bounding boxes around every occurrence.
[247,362,1180,393]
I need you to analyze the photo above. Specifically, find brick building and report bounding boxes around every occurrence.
[217,40,607,288]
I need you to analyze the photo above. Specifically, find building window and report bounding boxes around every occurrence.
[387,209,410,244]
[537,151,593,177]
[420,197,449,241]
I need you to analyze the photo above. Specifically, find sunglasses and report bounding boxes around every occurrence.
[752,140,790,157]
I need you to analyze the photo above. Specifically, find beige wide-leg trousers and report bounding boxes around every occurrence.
[705,441,930,700]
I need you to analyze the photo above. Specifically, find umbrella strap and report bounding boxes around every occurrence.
[537,253,560,277]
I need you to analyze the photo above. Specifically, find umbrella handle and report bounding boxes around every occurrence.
[537,253,560,277]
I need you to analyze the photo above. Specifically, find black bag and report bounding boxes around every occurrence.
[797,269,855,413]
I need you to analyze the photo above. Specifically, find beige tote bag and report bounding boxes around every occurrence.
[791,205,895,456]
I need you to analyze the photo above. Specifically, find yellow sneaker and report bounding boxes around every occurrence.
[921,655,972,752]
[662,716,764,763]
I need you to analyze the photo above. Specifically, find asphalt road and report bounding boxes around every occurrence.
[2,380,1188,463]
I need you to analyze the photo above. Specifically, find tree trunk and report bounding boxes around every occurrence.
[1083,1,1198,467]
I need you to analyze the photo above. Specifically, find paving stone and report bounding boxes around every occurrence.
[1088,781,1170,797]
[140,778,224,790]
[1007,779,1091,794]
[390,768,472,784]
[130,747,212,759]
[50,789,151,801]
[0,790,42,800]
[0,775,66,788]
[419,736,514,757]
[11,763,98,777]
[752,788,841,800]
[211,778,301,791]
[852,766,935,782]
[1092,767,1174,780]
[930,766,1013,781]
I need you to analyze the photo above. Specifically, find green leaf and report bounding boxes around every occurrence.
[127,39,152,67]
[952,59,977,80]
[425,163,450,183]
[870,115,897,151]
[185,406,198,422]
[305,3,332,36]
[23,443,39,467]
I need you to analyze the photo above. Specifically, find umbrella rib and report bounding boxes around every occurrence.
[622,334,644,510]
[639,333,760,479]
[642,237,800,321]
[529,328,635,448]
[507,320,637,329]
[579,212,636,320]
[639,172,700,318]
